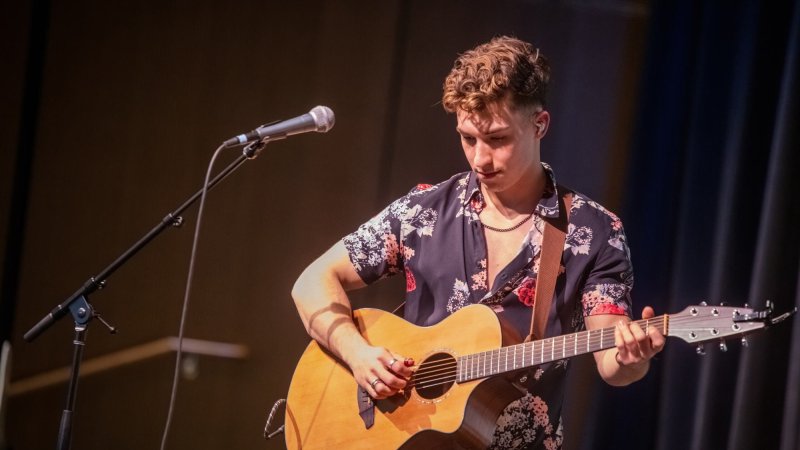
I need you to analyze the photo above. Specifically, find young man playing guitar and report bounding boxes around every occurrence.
[291,36,665,449]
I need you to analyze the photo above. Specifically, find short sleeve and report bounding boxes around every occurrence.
[342,184,438,285]
[580,223,634,317]
[342,199,407,284]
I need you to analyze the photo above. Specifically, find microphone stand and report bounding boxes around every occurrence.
[23,141,266,450]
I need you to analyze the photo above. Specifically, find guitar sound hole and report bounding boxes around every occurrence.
[414,352,457,400]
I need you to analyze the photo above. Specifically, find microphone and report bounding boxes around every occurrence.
[223,105,335,147]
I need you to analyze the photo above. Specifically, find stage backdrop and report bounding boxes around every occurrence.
[6,1,796,449]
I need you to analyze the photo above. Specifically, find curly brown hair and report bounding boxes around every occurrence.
[442,36,550,113]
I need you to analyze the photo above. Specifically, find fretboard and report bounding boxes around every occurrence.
[456,315,669,383]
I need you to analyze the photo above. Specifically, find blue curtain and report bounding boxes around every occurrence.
[579,1,800,449]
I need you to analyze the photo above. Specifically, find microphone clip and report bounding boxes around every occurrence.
[243,139,268,159]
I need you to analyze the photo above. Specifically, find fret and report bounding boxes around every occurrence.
[468,354,473,380]
[600,328,604,349]
[512,345,517,371]
[562,335,566,358]
[550,337,554,361]
[497,348,502,374]
[540,339,543,363]
[587,329,591,352]
[574,333,577,356]
[524,343,528,368]
[496,348,501,375]
[472,353,477,379]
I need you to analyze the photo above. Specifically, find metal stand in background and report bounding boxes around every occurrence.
[24,141,265,450]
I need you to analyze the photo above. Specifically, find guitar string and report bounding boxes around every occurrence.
[404,312,748,372]
[405,314,752,389]
[406,317,667,377]
[416,312,744,373]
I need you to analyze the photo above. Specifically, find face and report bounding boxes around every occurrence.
[456,100,549,195]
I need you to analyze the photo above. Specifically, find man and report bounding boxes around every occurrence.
[291,36,664,449]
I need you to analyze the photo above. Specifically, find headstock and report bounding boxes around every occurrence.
[668,301,796,354]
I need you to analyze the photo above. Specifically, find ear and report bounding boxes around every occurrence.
[533,110,550,138]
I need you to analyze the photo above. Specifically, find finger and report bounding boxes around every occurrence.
[641,306,655,320]
[386,354,415,378]
[648,326,666,352]
[367,377,392,399]
[617,321,642,360]
[377,367,408,391]
[629,321,648,345]
[364,376,379,398]
[614,322,627,356]
[629,322,655,360]
[616,320,635,347]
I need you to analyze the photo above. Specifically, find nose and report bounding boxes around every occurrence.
[472,141,492,169]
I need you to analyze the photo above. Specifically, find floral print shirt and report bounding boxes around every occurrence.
[343,163,633,450]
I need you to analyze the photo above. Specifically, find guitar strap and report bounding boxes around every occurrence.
[526,188,572,342]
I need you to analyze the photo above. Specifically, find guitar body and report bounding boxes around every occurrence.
[285,304,524,449]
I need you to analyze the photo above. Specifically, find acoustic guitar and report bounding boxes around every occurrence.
[284,302,787,449]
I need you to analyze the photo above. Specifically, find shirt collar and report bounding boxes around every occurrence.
[464,162,561,219]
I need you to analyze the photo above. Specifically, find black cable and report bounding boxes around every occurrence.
[159,142,228,450]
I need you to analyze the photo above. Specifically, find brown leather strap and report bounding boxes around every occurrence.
[527,190,572,341]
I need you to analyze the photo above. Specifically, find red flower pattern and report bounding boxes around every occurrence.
[590,302,626,315]
[405,266,416,292]
[515,277,537,306]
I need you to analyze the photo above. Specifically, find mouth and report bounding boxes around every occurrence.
[476,170,499,180]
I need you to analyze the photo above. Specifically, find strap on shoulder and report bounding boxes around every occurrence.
[527,189,572,342]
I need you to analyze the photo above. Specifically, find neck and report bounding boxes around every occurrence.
[481,164,546,218]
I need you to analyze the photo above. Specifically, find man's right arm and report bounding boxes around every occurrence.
[291,240,412,399]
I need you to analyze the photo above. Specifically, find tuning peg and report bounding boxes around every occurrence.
[700,301,708,306]
[719,340,728,352]
[720,301,727,306]
[741,336,749,348]
[696,345,706,355]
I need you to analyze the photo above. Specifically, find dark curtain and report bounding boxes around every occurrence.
[580,1,800,449]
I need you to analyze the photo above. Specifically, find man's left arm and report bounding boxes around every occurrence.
[579,213,665,386]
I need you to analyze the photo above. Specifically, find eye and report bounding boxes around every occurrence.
[490,136,506,142]
[461,135,476,145]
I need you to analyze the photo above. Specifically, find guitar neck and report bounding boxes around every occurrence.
[456,315,669,383]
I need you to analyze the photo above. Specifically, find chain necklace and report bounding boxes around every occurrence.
[481,212,534,232]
